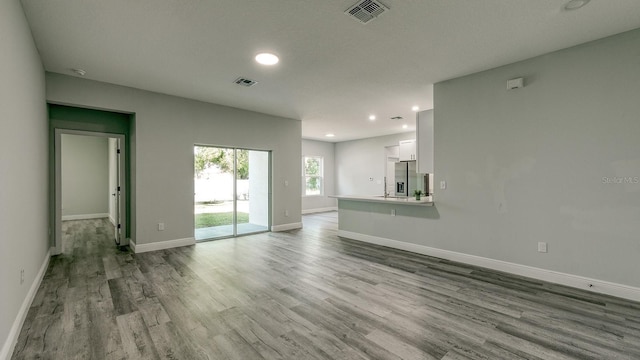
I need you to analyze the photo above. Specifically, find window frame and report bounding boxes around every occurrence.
[302,155,324,197]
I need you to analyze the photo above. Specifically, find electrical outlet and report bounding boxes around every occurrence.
[391,209,396,216]
[158,222,165,231]
[284,180,289,186]
[285,210,289,217]
[20,269,24,285]
[440,180,447,190]
[537,242,548,253]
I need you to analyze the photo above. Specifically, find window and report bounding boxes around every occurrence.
[303,156,323,196]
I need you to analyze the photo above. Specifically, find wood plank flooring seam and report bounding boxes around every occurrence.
[11,215,640,360]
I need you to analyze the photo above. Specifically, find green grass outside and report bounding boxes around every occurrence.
[195,212,249,228]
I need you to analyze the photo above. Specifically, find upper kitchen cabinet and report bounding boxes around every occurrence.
[399,139,417,161]
[416,109,434,173]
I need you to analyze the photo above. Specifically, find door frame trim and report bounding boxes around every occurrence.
[54,129,127,254]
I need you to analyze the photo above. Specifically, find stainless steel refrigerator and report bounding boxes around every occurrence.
[394,161,417,197]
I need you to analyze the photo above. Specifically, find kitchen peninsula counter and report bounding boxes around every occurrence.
[331,195,438,252]
[331,195,434,206]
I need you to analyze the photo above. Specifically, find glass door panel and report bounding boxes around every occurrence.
[194,146,235,240]
[195,146,270,241]
[237,149,270,236]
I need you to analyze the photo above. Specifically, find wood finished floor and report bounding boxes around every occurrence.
[12,213,640,359]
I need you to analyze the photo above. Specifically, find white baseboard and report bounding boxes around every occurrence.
[337,230,640,303]
[109,214,116,226]
[302,207,338,215]
[1,249,51,360]
[50,245,61,256]
[131,237,195,254]
[271,222,303,232]
[62,213,109,221]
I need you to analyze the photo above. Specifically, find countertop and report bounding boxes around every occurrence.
[330,195,434,206]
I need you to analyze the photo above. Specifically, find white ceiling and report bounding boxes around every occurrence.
[20,0,640,142]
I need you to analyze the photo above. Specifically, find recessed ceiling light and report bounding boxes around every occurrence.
[325,133,335,138]
[255,53,279,65]
[71,68,86,76]
[402,124,408,129]
[369,115,376,121]
[564,0,590,11]
[411,106,419,111]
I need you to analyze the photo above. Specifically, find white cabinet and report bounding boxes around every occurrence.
[399,139,416,161]
[416,109,434,173]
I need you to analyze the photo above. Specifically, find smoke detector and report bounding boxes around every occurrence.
[345,0,389,24]
[234,77,258,87]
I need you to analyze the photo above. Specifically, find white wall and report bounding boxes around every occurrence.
[335,132,415,196]
[432,29,640,288]
[340,28,640,292]
[301,139,337,213]
[46,72,302,245]
[0,0,48,357]
[61,134,109,218]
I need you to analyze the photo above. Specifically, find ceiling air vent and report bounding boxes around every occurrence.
[391,116,403,120]
[345,0,389,24]
[234,77,258,87]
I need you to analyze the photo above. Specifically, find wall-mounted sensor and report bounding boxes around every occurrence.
[71,68,86,76]
[507,77,524,90]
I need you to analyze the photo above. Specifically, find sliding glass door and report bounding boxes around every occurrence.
[237,150,270,235]
[194,146,270,241]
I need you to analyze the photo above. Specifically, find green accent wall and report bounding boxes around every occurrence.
[48,104,134,241]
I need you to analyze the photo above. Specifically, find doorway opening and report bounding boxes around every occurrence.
[194,146,271,240]
[55,131,126,254]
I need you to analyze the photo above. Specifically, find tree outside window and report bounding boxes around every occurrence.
[303,156,323,196]
[194,147,248,179]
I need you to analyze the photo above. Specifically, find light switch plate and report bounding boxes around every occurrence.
[538,242,548,253]
[440,180,447,190]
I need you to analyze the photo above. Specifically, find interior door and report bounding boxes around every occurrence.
[115,138,122,245]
